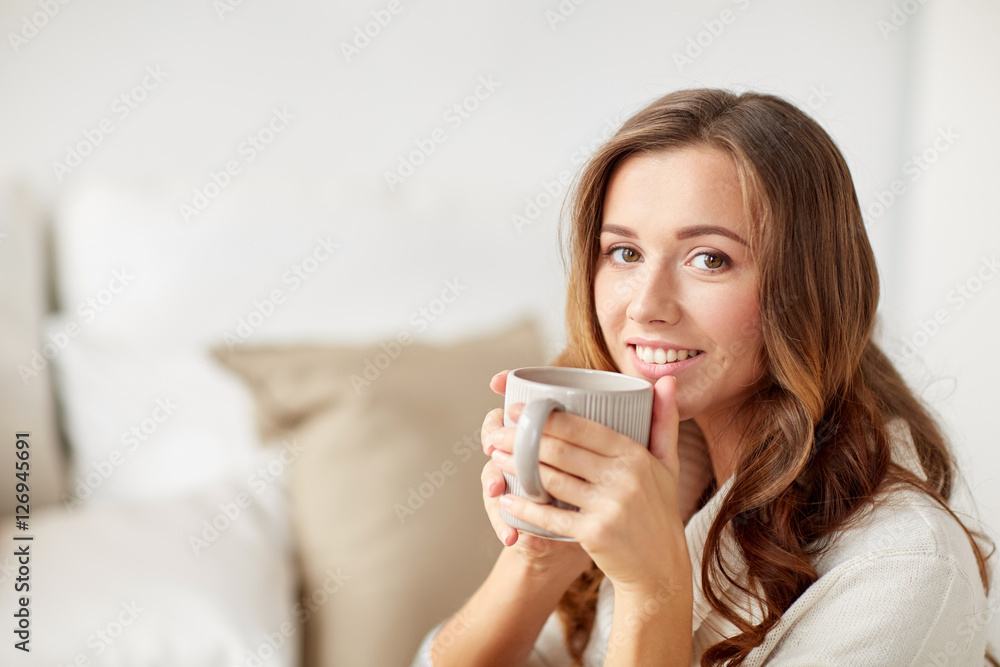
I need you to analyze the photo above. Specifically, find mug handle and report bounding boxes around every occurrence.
[514,398,564,504]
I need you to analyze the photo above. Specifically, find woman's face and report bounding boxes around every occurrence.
[594,146,765,424]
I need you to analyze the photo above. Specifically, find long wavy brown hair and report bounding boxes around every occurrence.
[550,88,996,665]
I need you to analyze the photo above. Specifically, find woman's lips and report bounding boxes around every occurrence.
[627,344,704,379]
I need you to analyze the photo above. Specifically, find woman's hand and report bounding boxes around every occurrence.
[480,371,593,580]
[490,375,692,597]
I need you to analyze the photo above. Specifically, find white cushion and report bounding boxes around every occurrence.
[51,337,261,502]
[0,452,299,666]
[52,173,559,349]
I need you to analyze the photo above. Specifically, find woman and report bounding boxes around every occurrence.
[414,88,996,665]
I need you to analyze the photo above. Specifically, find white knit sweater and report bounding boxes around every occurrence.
[413,423,994,665]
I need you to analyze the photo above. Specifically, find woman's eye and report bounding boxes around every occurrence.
[691,252,727,270]
[610,247,641,264]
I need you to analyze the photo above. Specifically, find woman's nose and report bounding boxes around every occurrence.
[625,264,681,325]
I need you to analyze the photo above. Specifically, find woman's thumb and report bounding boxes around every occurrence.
[648,375,680,471]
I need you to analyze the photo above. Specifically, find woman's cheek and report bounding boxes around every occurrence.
[594,274,623,323]
[734,306,763,349]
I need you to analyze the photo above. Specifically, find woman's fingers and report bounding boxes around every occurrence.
[484,463,505,497]
[490,432,605,484]
[499,492,579,539]
[481,460,518,546]
[490,370,509,396]
[492,444,604,507]
[531,411,633,458]
[481,407,506,455]
[536,460,596,508]
[482,369,512,456]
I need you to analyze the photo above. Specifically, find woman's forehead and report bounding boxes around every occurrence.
[601,148,749,241]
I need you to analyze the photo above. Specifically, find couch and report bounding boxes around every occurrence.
[0,177,549,666]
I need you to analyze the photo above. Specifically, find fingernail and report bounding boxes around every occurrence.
[499,494,513,508]
[491,449,509,464]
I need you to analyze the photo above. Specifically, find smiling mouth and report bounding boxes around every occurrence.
[632,344,704,365]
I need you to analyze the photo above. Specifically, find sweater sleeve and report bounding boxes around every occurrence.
[745,550,990,666]
[410,621,443,667]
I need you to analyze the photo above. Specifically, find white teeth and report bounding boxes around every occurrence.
[634,345,701,365]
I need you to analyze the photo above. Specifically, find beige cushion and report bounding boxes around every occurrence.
[214,321,546,667]
[0,184,66,517]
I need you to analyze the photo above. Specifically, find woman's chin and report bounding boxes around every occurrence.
[671,394,696,422]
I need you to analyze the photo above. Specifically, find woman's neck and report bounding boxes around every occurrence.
[693,407,748,485]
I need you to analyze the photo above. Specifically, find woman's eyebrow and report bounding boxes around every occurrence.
[600,223,748,247]
[598,224,637,239]
[676,225,748,247]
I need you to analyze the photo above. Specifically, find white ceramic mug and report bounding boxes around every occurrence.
[500,367,653,540]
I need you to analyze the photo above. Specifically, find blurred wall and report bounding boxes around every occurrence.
[892,0,1000,536]
[0,0,921,348]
